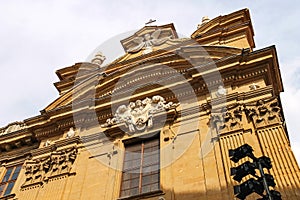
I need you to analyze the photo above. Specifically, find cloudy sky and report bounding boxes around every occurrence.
[0,0,299,162]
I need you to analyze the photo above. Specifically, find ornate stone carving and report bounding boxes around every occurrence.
[244,98,281,127]
[101,95,179,133]
[24,156,51,184]
[50,148,77,176]
[249,83,260,90]
[127,29,172,54]
[91,51,106,65]
[212,105,243,132]
[0,121,27,136]
[44,140,52,147]
[22,147,78,187]
[216,85,227,97]
[66,127,76,138]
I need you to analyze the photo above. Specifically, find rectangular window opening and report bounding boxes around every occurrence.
[120,135,160,198]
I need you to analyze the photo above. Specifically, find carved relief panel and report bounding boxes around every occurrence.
[211,105,243,134]
[211,98,282,133]
[244,98,282,128]
[101,95,179,134]
[22,147,78,188]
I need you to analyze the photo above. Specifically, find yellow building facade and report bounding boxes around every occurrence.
[0,9,299,200]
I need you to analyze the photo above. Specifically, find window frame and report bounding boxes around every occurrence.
[0,165,22,197]
[119,133,161,199]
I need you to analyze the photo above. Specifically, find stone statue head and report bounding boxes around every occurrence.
[144,33,151,41]
[116,105,128,115]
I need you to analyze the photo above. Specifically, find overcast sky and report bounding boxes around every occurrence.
[0,0,299,163]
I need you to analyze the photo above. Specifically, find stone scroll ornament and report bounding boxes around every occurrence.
[101,95,179,133]
[127,29,172,54]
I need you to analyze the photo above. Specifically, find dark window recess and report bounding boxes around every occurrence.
[120,138,160,198]
[0,165,21,197]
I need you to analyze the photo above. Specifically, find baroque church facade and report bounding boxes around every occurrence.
[0,9,299,200]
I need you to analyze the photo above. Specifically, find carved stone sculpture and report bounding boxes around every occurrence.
[244,98,281,127]
[216,85,226,97]
[0,122,27,136]
[91,51,106,65]
[127,29,172,54]
[44,140,52,147]
[66,127,75,138]
[22,147,78,188]
[212,105,243,132]
[101,95,179,133]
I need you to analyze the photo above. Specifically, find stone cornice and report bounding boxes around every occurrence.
[0,47,282,144]
[0,144,39,165]
[191,8,255,49]
[30,86,275,140]
[30,136,81,158]
[0,82,276,142]
[43,45,241,113]
[13,46,280,140]
[43,45,276,116]
[0,129,37,155]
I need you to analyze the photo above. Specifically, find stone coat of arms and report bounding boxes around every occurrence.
[101,95,179,133]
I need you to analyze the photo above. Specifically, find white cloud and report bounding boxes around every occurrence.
[280,57,300,165]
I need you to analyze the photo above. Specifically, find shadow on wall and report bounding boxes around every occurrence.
[156,186,299,200]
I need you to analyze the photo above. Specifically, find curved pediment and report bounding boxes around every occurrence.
[44,44,242,113]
